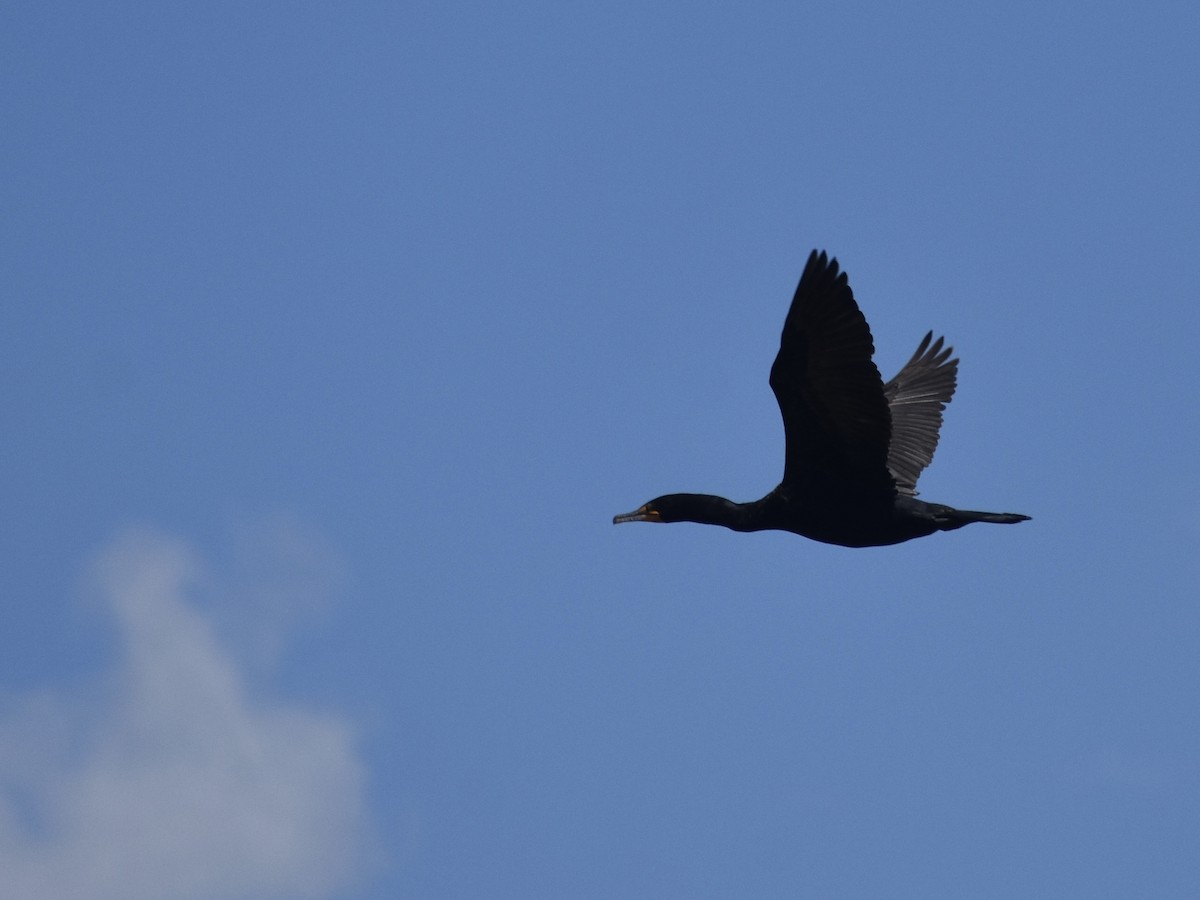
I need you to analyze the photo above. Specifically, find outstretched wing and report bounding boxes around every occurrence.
[769,250,893,490]
[882,332,958,495]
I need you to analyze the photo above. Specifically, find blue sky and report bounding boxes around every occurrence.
[3,2,1198,897]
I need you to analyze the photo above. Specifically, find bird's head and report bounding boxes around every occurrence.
[612,494,729,525]
[612,498,666,524]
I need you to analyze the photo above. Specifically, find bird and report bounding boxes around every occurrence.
[613,250,1030,547]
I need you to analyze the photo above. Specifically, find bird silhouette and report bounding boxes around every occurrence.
[613,250,1030,547]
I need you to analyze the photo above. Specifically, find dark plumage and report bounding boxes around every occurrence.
[613,250,1030,547]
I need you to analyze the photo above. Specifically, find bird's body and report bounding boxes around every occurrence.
[613,250,1029,547]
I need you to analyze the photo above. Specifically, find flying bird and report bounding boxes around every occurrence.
[613,250,1030,547]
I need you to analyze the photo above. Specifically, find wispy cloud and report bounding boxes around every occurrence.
[0,528,372,900]
[216,512,352,672]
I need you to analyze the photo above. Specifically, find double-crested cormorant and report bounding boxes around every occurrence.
[613,250,1030,547]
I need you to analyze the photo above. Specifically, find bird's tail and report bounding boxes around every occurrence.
[940,508,1031,528]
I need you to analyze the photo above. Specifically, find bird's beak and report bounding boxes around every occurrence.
[613,505,661,524]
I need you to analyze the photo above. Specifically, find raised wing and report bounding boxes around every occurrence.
[769,251,893,490]
[882,331,958,495]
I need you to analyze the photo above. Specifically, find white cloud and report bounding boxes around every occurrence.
[0,529,372,900]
